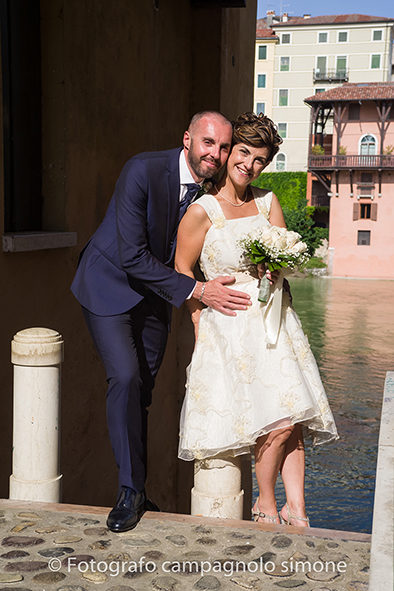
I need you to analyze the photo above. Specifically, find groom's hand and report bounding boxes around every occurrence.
[193,277,251,316]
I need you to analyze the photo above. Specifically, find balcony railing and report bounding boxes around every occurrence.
[313,69,349,82]
[309,154,394,169]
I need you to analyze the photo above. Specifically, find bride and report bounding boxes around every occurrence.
[175,112,338,526]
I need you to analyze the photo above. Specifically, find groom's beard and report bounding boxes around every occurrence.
[188,141,222,180]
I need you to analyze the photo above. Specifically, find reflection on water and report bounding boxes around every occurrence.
[253,277,394,533]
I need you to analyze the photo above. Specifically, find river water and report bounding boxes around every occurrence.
[252,277,394,533]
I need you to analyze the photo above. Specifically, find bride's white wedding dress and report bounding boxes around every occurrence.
[178,188,338,461]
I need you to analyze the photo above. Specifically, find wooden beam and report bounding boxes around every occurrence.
[313,171,331,193]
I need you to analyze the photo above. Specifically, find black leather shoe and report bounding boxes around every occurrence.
[145,498,160,512]
[106,486,146,533]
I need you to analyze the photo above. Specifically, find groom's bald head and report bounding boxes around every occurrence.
[188,111,232,135]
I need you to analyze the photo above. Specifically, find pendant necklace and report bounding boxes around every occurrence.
[216,185,250,207]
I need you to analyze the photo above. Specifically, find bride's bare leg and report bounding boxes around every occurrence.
[279,424,309,526]
[254,426,294,524]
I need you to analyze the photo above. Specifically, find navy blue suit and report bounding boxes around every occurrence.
[72,147,195,492]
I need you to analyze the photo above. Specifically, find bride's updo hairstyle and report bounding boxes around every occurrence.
[232,112,283,164]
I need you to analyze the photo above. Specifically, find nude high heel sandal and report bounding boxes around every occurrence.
[279,502,310,526]
[252,503,280,524]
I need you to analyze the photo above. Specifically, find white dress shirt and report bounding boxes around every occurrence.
[179,149,203,201]
[178,150,202,298]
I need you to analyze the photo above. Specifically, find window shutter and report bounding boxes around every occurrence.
[353,203,359,221]
[371,203,378,221]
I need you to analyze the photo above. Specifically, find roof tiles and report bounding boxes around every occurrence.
[304,83,394,103]
[256,13,393,33]
[256,27,278,39]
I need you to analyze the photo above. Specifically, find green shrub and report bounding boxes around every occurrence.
[311,144,325,155]
[282,199,325,256]
[253,172,327,256]
[252,171,307,211]
[305,257,327,269]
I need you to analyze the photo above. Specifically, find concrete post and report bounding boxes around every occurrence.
[10,328,64,502]
[191,455,244,519]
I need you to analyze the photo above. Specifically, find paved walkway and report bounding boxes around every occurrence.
[0,499,370,590]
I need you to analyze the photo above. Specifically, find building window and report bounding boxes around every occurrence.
[258,45,267,60]
[255,102,265,115]
[279,89,288,106]
[348,103,360,120]
[278,123,287,138]
[318,32,328,43]
[336,56,347,76]
[257,74,266,88]
[360,204,371,219]
[354,202,377,220]
[281,33,291,44]
[372,29,383,41]
[371,54,381,69]
[280,56,290,71]
[315,88,326,94]
[338,31,348,43]
[357,230,371,246]
[1,0,42,232]
[360,135,377,155]
[276,153,286,171]
[316,56,327,76]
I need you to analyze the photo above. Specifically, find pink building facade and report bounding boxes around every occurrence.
[305,83,394,279]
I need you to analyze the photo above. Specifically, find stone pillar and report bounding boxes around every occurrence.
[10,328,64,502]
[191,455,244,519]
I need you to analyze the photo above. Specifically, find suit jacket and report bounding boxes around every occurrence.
[71,147,196,324]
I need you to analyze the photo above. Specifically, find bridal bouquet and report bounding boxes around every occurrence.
[239,226,309,302]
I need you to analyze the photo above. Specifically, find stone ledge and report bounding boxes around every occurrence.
[368,371,394,591]
[2,232,77,253]
[0,499,371,542]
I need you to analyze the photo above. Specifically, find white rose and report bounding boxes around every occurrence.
[261,228,275,248]
[269,226,286,250]
[291,241,308,254]
[285,231,300,249]
[275,235,287,250]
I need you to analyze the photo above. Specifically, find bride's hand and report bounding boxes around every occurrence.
[266,269,280,285]
[257,263,279,285]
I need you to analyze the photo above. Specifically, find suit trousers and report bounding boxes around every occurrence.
[82,301,168,492]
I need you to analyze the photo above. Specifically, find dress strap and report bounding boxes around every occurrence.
[252,188,273,220]
[190,194,227,227]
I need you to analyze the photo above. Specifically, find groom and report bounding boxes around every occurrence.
[71,111,251,532]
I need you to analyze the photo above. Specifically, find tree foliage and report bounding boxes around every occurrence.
[253,172,327,255]
[283,199,328,255]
